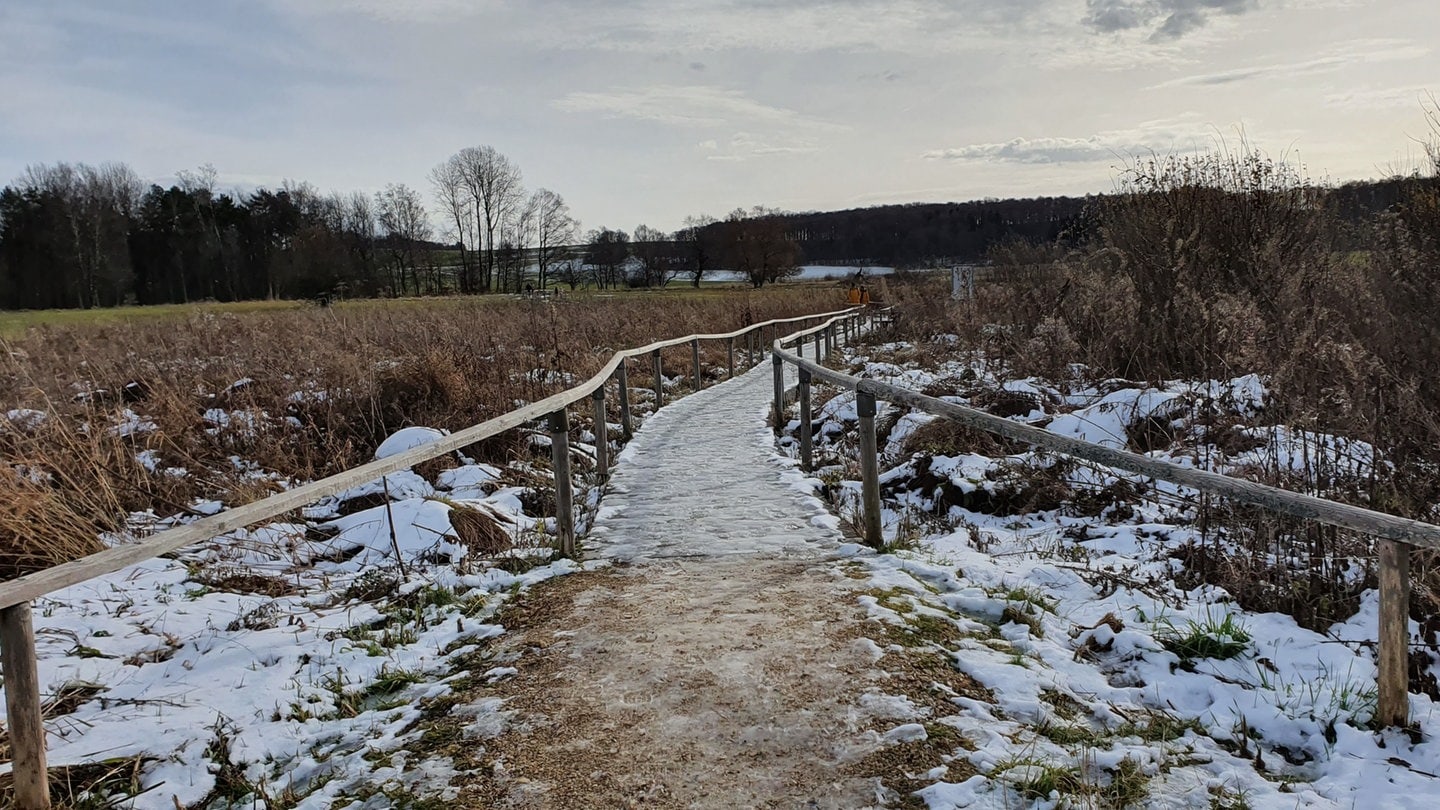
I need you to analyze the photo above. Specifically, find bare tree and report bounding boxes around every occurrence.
[454,146,524,293]
[429,156,477,293]
[584,228,630,289]
[174,163,236,299]
[529,188,577,290]
[377,183,433,295]
[341,191,378,296]
[553,256,588,290]
[675,214,718,288]
[631,224,682,287]
[721,206,800,288]
[498,196,536,293]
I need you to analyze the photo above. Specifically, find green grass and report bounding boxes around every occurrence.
[1158,612,1252,664]
[996,758,1086,800]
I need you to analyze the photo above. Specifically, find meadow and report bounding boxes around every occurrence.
[0,283,845,579]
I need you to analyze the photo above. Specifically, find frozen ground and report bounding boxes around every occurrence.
[10,324,1440,808]
[784,338,1440,809]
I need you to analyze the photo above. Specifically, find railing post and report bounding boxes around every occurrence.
[591,387,609,482]
[829,324,837,355]
[652,349,664,409]
[1377,539,1412,727]
[727,337,735,379]
[1,601,50,810]
[813,330,823,362]
[692,338,702,391]
[616,362,633,441]
[548,409,575,557]
[772,354,785,435]
[798,367,814,472]
[857,390,884,549]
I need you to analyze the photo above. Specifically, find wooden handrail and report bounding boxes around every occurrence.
[0,306,859,610]
[0,304,858,809]
[771,308,1429,728]
[772,334,1440,550]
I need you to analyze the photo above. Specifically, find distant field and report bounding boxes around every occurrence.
[0,282,854,338]
[0,299,308,337]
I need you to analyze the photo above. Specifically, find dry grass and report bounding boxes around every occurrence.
[0,286,839,578]
[0,755,154,809]
[874,143,1440,653]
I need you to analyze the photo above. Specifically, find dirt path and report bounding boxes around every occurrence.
[449,356,904,808]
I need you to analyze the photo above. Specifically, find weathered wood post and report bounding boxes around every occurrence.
[548,409,575,556]
[813,330,823,362]
[857,390,884,549]
[727,337,735,379]
[616,362,633,441]
[798,367,814,472]
[1377,539,1412,727]
[772,354,785,435]
[652,349,664,409]
[827,324,836,355]
[2,602,51,809]
[591,387,609,482]
[692,338,702,391]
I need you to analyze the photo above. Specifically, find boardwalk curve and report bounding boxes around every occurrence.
[457,360,895,808]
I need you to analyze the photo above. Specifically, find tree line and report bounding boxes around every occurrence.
[3,144,1432,311]
[0,147,809,309]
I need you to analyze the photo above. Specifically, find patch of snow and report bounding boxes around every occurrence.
[375,426,449,460]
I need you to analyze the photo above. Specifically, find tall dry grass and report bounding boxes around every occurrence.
[876,143,1440,651]
[0,287,839,579]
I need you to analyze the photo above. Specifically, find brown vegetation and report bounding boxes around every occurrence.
[0,287,836,578]
[873,132,1440,646]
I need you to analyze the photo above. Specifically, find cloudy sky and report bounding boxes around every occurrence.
[2,0,1436,232]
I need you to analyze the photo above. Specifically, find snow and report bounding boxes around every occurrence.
[791,340,1440,808]
[591,355,842,562]
[0,450,580,807]
[3,407,47,430]
[374,425,449,460]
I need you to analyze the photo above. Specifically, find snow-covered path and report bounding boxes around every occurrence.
[458,359,896,808]
[593,355,838,563]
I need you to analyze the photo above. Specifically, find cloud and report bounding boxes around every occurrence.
[555,84,829,161]
[924,118,1213,164]
[554,85,822,129]
[1153,39,1430,87]
[524,0,1057,56]
[1324,86,1438,112]
[275,0,495,22]
[1083,0,1259,41]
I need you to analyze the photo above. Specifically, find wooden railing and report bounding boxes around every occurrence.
[0,306,859,809]
[771,309,1440,730]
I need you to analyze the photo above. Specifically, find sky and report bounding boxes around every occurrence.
[1,0,1437,234]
